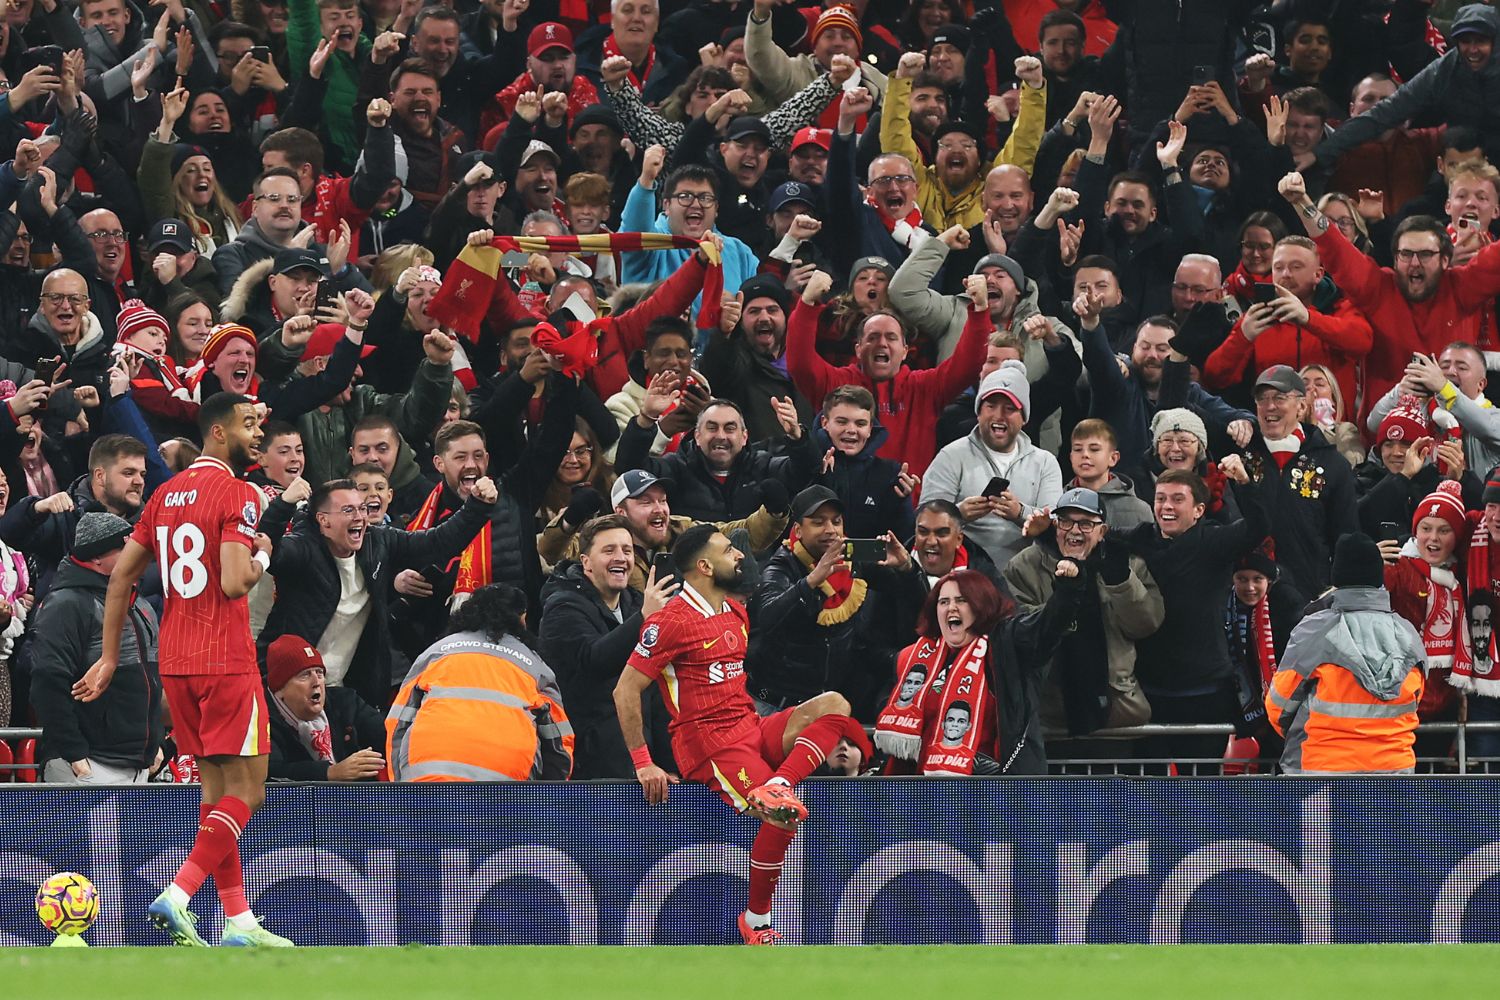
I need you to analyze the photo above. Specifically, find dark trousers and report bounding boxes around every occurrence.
[1135,684,1240,775]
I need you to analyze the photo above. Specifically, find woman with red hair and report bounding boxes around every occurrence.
[874,563,1086,775]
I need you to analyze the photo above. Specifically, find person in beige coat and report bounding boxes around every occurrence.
[1003,488,1164,763]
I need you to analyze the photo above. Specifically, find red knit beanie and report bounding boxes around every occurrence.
[1413,479,1468,539]
[1377,394,1431,444]
[116,299,169,346]
[811,4,862,47]
[199,323,258,367]
[266,634,325,691]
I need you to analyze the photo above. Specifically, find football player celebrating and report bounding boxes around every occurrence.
[614,524,872,944]
[74,393,292,947]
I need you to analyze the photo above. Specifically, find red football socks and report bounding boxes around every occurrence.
[172,796,251,899]
[772,714,863,786]
[747,821,796,915]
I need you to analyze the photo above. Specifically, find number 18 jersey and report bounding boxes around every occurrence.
[130,456,262,676]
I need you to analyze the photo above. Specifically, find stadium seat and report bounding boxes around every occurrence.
[0,740,13,782]
[15,739,37,784]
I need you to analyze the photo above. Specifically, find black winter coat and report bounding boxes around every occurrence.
[266,685,387,782]
[614,417,821,525]
[536,561,675,779]
[812,424,913,542]
[1241,423,1358,597]
[30,558,161,770]
[698,328,812,446]
[256,492,494,710]
[1354,456,1483,540]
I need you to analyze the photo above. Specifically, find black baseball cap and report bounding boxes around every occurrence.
[725,116,772,145]
[272,247,330,277]
[790,485,844,521]
[768,181,817,214]
[148,218,193,253]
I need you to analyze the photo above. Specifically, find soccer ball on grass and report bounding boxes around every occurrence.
[35,872,99,937]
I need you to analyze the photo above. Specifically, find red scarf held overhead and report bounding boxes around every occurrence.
[601,34,655,91]
[429,233,723,339]
[408,483,492,599]
[1462,512,1500,696]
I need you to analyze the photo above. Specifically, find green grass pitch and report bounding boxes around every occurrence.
[2,944,1497,999]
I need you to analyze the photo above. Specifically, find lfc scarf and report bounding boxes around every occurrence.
[872,198,930,251]
[874,635,991,775]
[271,692,333,763]
[408,483,492,598]
[1263,425,1306,470]
[1428,390,1490,472]
[430,233,722,338]
[1224,262,1272,302]
[787,526,867,625]
[532,321,599,377]
[1461,515,1500,695]
[602,34,655,91]
[1397,545,1471,687]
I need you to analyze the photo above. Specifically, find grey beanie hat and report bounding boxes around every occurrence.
[972,252,1027,293]
[73,512,133,561]
[1150,407,1209,453]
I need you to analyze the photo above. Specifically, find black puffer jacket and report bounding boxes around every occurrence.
[266,685,387,782]
[536,561,675,779]
[746,544,926,716]
[613,417,821,524]
[30,558,161,770]
[256,492,494,710]
[811,423,913,542]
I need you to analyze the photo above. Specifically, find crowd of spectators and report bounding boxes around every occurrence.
[7,0,1500,782]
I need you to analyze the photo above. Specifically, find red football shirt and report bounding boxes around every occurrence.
[131,456,261,676]
[626,583,759,775]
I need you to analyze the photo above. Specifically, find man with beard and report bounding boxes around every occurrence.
[538,513,676,779]
[257,468,496,711]
[492,22,600,133]
[1281,169,1500,427]
[378,58,469,211]
[882,52,1047,232]
[786,127,830,188]
[507,141,562,217]
[1068,100,1205,325]
[746,484,920,718]
[2,434,150,600]
[743,0,886,110]
[619,151,759,332]
[615,393,817,524]
[1081,303,1253,479]
[539,469,788,591]
[678,115,773,255]
[616,522,872,944]
[700,275,810,443]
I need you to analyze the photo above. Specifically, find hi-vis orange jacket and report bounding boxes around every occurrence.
[387,631,574,781]
[1266,587,1427,774]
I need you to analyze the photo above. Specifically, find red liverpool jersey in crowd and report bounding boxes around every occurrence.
[626,583,759,774]
[131,456,262,676]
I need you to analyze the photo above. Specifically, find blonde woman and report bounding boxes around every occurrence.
[1301,363,1364,467]
[370,243,435,296]
[138,88,243,254]
[1318,192,1373,256]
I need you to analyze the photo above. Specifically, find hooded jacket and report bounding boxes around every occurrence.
[10,310,111,396]
[30,557,161,770]
[812,422,914,542]
[536,560,675,779]
[923,428,1064,572]
[1267,586,1426,774]
[618,182,760,328]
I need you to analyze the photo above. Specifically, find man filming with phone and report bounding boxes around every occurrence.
[746,485,922,719]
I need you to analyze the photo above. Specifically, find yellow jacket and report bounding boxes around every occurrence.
[880,76,1047,232]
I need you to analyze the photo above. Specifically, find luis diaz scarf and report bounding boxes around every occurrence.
[1461,513,1500,695]
[787,526,867,625]
[408,484,491,598]
[875,634,991,774]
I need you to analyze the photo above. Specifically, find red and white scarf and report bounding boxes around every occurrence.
[1263,425,1305,471]
[408,483,492,599]
[875,635,990,775]
[1398,544,1471,685]
[1461,513,1500,695]
[602,34,655,91]
[872,198,929,251]
[271,692,333,763]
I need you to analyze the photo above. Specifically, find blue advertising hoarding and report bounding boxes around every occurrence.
[2,778,1498,946]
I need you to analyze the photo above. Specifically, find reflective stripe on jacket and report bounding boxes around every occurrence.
[386,631,574,782]
[1265,587,1426,774]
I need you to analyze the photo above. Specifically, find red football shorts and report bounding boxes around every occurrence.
[686,708,794,812]
[162,673,270,758]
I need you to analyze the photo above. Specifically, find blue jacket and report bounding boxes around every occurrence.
[619,182,759,349]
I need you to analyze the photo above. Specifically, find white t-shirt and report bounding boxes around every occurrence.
[318,555,372,687]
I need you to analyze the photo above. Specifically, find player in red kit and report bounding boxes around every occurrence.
[614,523,872,945]
[73,392,292,948]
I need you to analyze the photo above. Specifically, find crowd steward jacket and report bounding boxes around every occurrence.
[30,558,161,772]
[613,419,821,524]
[1242,422,1359,597]
[1004,535,1164,738]
[257,492,494,710]
[537,561,675,779]
[267,685,387,782]
[747,548,927,714]
[786,298,991,477]
[387,629,574,781]
[1266,586,1426,774]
